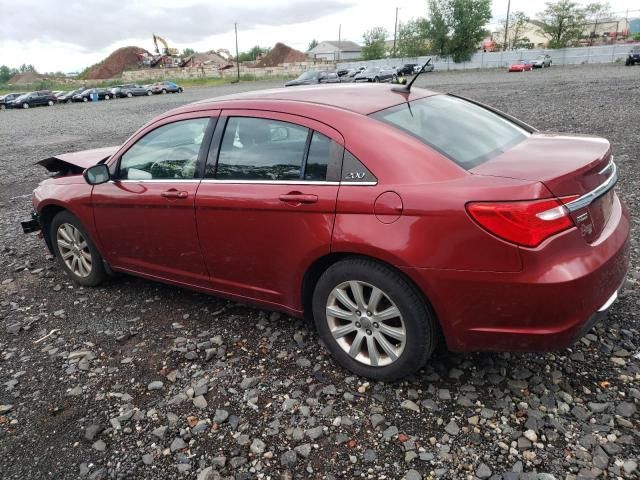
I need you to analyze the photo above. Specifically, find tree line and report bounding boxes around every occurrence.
[355,0,630,62]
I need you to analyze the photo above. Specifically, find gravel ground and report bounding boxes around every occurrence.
[0,64,639,480]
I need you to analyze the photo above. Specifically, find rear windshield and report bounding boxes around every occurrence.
[370,95,528,169]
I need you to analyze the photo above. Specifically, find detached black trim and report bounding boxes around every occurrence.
[21,212,41,234]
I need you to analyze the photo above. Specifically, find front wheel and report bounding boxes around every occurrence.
[127,92,133,98]
[373,77,380,83]
[22,103,29,109]
[162,89,167,94]
[147,90,152,96]
[50,211,106,287]
[312,258,437,381]
[48,100,54,106]
[392,74,398,83]
[178,87,183,93]
[104,95,110,100]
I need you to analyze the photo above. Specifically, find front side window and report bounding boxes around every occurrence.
[216,117,309,180]
[119,118,209,180]
[371,95,528,170]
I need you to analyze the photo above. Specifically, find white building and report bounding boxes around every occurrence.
[308,41,362,61]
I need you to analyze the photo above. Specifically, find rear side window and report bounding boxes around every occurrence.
[371,95,528,169]
[213,117,343,182]
[217,117,308,180]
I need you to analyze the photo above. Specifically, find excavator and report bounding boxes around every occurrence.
[153,34,179,56]
[135,34,182,68]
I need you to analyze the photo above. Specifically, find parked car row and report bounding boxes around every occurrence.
[285,63,434,88]
[509,55,552,72]
[0,81,184,110]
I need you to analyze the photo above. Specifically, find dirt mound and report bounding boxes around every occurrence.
[254,43,307,67]
[8,72,43,84]
[84,46,148,80]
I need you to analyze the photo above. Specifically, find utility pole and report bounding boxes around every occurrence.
[234,22,240,83]
[393,7,399,57]
[503,0,511,51]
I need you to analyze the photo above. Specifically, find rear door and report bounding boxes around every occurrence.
[195,110,344,311]
[92,112,218,286]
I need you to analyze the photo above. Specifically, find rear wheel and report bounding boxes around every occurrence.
[178,87,183,93]
[22,103,29,109]
[83,97,88,102]
[0,104,6,110]
[104,95,110,100]
[373,77,380,83]
[147,90,152,96]
[47,100,54,106]
[392,74,398,83]
[50,211,106,287]
[127,92,133,98]
[162,88,167,94]
[312,258,437,381]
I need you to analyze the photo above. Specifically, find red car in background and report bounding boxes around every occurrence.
[509,60,533,72]
[23,84,629,380]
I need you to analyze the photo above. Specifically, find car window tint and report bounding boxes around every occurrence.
[305,132,333,181]
[216,117,309,180]
[119,118,209,180]
[371,95,528,170]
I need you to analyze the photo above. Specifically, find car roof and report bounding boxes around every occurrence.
[189,84,439,116]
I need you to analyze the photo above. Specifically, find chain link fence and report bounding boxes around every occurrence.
[337,44,637,72]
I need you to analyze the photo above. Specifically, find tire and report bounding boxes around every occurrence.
[66,99,73,104]
[392,74,398,83]
[178,87,183,93]
[22,103,29,109]
[83,97,88,102]
[47,100,54,106]
[162,89,167,94]
[127,92,133,98]
[373,77,380,83]
[104,95,110,100]
[312,258,437,381]
[147,90,152,96]
[50,211,106,287]
[0,104,5,110]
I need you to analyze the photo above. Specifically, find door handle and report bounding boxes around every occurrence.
[161,189,189,199]
[279,193,318,204]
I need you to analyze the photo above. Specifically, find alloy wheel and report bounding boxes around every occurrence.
[326,280,406,367]
[56,223,92,278]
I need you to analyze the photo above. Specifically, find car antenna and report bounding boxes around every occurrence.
[392,58,432,94]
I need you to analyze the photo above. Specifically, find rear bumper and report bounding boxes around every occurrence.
[402,194,630,352]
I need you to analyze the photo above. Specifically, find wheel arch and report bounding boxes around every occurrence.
[39,203,68,254]
[301,253,442,337]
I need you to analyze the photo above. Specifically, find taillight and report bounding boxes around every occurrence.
[466,196,578,247]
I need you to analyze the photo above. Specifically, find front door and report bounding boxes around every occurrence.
[195,110,344,311]
[92,115,216,287]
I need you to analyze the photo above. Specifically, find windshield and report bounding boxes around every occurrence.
[298,71,318,80]
[371,95,528,169]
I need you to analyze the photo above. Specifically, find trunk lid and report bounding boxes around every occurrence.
[472,133,615,243]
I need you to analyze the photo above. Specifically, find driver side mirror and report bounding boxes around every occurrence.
[84,164,110,185]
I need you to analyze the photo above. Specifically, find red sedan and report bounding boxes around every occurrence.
[509,60,533,72]
[23,84,629,380]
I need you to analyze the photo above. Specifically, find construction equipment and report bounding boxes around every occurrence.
[153,34,179,56]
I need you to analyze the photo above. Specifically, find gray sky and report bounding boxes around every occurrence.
[1,0,638,73]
